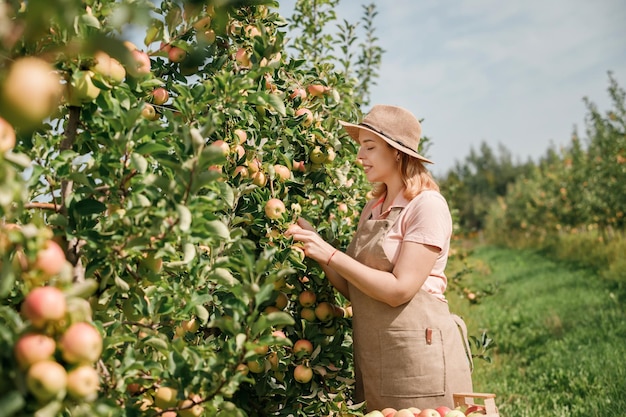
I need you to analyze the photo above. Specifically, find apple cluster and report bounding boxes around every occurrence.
[15,285,103,405]
[3,229,105,407]
[365,403,489,417]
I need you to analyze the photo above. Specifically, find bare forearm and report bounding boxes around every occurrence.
[319,264,350,299]
[325,250,408,306]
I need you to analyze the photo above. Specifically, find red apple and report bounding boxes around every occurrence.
[272,330,287,339]
[14,332,57,369]
[381,408,397,417]
[211,139,230,156]
[307,84,329,97]
[293,364,313,383]
[235,48,251,68]
[293,339,313,356]
[298,290,316,307]
[234,166,249,178]
[442,410,465,417]
[152,87,169,105]
[92,51,126,84]
[0,116,16,153]
[66,365,100,401]
[178,395,204,417]
[60,322,103,364]
[21,286,67,329]
[168,46,187,63]
[314,301,335,322]
[129,49,152,76]
[289,88,306,101]
[464,405,486,416]
[395,410,415,417]
[34,239,66,277]
[0,57,63,129]
[264,198,286,220]
[233,128,247,144]
[252,171,267,187]
[26,360,68,403]
[434,406,451,417]
[418,409,439,417]
[295,108,313,126]
[273,164,291,181]
[292,160,306,172]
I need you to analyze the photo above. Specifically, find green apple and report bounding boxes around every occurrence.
[264,198,286,219]
[26,360,68,402]
[67,70,101,106]
[154,386,178,409]
[309,146,327,164]
[0,57,63,129]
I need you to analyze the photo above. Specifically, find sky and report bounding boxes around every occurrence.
[277,0,626,176]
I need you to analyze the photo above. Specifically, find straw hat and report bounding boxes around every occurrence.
[339,104,433,164]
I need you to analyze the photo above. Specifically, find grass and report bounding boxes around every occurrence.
[446,245,626,417]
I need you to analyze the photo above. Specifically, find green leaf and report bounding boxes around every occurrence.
[205,220,230,240]
[63,279,99,299]
[0,257,16,298]
[194,304,209,324]
[0,390,25,416]
[74,199,107,215]
[135,142,171,155]
[176,204,192,232]
[267,93,286,116]
[251,311,294,336]
[130,152,149,174]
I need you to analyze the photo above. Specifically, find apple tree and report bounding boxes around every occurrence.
[0,0,383,416]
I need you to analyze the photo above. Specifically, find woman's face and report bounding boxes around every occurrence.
[356,131,400,184]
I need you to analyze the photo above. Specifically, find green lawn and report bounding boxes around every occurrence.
[447,245,626,417]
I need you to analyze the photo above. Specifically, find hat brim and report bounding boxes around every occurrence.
[339,120,433,164]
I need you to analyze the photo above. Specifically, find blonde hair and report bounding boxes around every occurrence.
[371,152,439,199]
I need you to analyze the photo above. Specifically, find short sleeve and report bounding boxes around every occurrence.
[401,191,452,251]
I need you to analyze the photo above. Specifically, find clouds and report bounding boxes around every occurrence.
[279,0,626,174]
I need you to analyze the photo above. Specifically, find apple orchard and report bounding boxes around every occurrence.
[0,0,399,416]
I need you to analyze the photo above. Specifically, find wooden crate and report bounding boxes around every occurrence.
[452,392,500,417]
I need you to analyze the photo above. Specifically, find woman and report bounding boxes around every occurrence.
[285,105,473,411]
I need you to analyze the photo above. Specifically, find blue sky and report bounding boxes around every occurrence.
[278,0,626,175]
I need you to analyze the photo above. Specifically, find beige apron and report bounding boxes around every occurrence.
[345,207,473,411]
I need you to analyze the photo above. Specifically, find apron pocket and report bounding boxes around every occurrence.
[379,328,446,398]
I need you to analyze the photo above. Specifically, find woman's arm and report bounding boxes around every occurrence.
[286,219,439,307]
[289,219,350,299]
